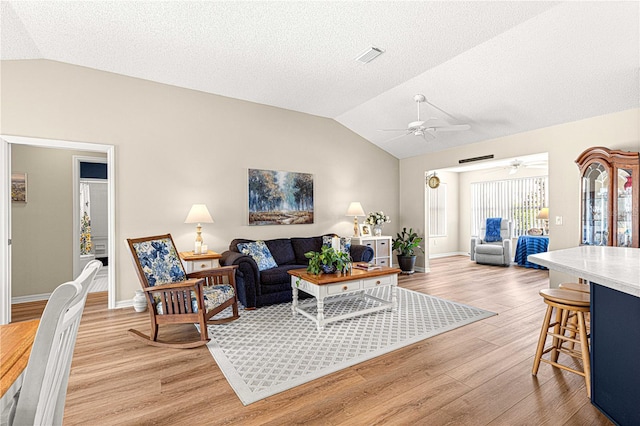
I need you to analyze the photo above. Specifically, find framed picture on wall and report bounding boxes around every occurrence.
[11,172,27,202]
[359,223,371,236]
[248,168,314,225]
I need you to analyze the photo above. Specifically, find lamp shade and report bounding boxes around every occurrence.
[346,202,365,217]
[536,208,549,220]
[184,204,214,224]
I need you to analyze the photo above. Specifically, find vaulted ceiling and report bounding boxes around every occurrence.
[2,1,638,159]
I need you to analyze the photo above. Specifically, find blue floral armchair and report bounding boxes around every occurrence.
[127,234,239,349]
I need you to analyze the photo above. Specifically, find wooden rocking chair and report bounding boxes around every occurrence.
[127,234,239,349]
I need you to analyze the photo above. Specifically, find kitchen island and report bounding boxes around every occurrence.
[529,245,640,426]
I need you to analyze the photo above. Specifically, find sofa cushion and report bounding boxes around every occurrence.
[265,238,296,265]
[291,237,322,264]
[237,240,278,271]
[475,243,504,255]
[260,265,307,288]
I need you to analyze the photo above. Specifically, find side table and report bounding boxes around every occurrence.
[514,235,549,269]
[179,250,221,273]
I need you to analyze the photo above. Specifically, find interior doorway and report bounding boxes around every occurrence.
[0,135,115,324]
[423,152,548,272]
[73,156,109,286]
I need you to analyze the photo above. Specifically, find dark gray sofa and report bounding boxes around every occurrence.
[220,235,374,309]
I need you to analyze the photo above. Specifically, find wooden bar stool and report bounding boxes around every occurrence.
[558,282,591,334]
[532,288,591,397]
[558,282,590,293]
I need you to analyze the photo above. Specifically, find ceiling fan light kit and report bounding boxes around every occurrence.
[379,94,470,142]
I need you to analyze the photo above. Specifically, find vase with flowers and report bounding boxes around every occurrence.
[365,211,391,236]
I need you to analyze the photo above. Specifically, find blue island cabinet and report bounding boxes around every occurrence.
[591,283,640,426]
[528,246,640,426]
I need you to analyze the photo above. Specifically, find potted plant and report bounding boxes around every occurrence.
[392,227,424,274]
[305,246,351,275]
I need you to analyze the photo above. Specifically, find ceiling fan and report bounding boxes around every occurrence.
[506,159,548,175]
[379,94,470,142]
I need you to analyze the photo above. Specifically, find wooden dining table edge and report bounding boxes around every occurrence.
[0,319,40,398]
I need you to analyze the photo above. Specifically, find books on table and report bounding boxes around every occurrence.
[354,262,381,271]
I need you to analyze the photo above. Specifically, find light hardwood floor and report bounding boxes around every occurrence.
[12,256,612,425]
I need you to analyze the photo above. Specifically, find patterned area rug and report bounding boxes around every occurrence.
[203,286,495,405]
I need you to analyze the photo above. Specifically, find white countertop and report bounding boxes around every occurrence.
[528,246,640,298]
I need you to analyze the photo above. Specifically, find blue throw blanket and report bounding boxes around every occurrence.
[485,218,502,242]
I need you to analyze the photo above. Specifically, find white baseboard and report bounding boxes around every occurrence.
[429,251,468,259]
[116,300,133,309]
[12,293,50,304]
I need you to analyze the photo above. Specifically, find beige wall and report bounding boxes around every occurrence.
[1,59,399,304]
[3,59,639,299]
[401,108,640,284]
[10,145,106,297]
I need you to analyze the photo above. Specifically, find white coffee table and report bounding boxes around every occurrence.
[288,267,400,331]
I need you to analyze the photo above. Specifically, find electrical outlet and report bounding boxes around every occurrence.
[555,216,563,225]
[433,239,437,246]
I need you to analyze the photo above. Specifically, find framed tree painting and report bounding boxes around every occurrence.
[248,169,314,225]
[11,172,27,202]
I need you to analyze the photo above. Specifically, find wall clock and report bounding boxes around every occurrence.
[428,175,440,189]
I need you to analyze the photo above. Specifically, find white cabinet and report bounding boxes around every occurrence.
[351,236,393,267]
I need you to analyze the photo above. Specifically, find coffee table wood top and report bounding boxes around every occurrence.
[288,267,401,285]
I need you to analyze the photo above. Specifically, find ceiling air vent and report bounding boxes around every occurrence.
[355,47,385,64]
[459,154,494,164]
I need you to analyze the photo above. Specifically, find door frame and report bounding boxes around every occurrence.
[0,135,116,324]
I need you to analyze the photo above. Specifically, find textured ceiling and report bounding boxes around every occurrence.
[1,1,638,159]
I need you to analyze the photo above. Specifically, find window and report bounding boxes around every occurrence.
[471,176,548,237]
[429,183,447,237]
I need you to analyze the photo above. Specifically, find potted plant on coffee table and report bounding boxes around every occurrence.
[392,227,424,274]
[305,246,351,275]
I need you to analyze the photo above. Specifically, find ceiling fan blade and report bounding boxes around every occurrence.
[422,117,449,127]
[378,128,411,132]
[383,131,412,143]
[430,124,471,132]
[421,131,436,141]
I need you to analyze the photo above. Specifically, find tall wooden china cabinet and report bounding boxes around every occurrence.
[575,146,639,248]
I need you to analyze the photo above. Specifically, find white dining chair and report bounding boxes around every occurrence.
[6,259,102,426]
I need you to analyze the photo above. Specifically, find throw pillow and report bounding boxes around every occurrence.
[340,237,351,253]
[237,240,278,271]
[322,235,352,254]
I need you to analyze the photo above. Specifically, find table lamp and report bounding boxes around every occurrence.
[346,202,366,237]
[537,207,549,235]
[185,204,214,253]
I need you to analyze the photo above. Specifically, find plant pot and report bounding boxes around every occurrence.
[396,255,417,275]
[321,264,337,274]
